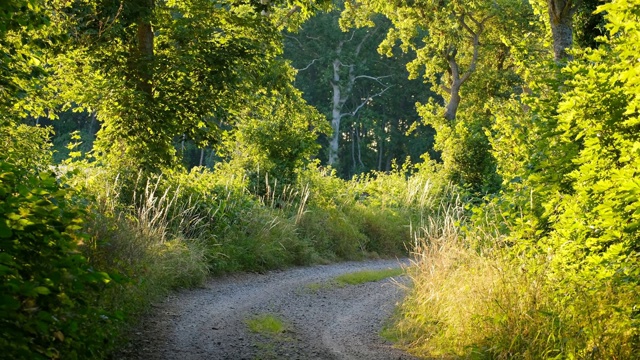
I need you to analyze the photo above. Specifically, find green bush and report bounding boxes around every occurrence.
[0,121,53,173]
[0,162,113,359]
[350,204,409,256]
[297,204,366,260]
[216,207,313,272]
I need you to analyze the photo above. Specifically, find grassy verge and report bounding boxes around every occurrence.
[68,164,441,359]
[335,268,405,285]
[302,267,405,294]
[390,197,639,359]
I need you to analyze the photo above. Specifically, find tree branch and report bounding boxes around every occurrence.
[445,45,460,82]
[341,85,393,118]
[275,5,301,28]
[343,30,357,44]
[460,33,481,84]
[354,27,377,58]
[284,34,305,49]
[353,74,392,86]
[458,14,476,37]
[296,58,321,72]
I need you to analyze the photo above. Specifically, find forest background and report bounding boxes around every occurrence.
[0,0,638,358]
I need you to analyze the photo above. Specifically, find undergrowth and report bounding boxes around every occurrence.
[1,117,448,360]
[3,159,439,359]
[391,192,639,359]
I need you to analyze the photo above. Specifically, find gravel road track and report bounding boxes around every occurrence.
[118,259,418,360]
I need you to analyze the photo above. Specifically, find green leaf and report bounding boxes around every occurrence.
[33,286,50,295]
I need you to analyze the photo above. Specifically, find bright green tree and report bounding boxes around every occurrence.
[480,0,639,353]
[26,0,331,172]
[221,61,330,184]
[341,0,538,191]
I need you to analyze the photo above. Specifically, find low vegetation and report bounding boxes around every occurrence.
[0,139,436,358]
[391,193,639,359]
[334,268,405,286]
[371,0,640,358]
[246,314,288,337]
[304,267,405,293]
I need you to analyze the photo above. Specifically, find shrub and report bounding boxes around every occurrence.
[297,204,366,260]
[0,162,113,359]
[348,204,409,256]
[0,121,53,173]
[215,206,312,272]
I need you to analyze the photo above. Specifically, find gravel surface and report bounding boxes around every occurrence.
[118,258,418,360]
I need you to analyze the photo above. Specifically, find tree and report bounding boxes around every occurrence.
[342,0,531,122]
[220,61,330,184]
[286,9,392,169]
[0,0,73,122]
[285,5,435,177]
[341,0,536,190]
[26,0,332,172]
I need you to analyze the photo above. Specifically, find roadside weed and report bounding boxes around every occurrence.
[335,268,405,285]
[246,314,288,337]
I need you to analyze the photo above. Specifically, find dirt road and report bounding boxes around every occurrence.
[119,259,417,360]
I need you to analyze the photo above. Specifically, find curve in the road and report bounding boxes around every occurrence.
[118,259,417,360]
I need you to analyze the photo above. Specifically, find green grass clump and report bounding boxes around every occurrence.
[335,268,404,285]
[246,314,288,336]
[303,267,404,293]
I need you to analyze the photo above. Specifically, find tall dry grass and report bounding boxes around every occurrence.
[79,173,211,326]
[394,193,639,359]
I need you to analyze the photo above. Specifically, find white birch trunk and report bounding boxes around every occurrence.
[328,58,343,167]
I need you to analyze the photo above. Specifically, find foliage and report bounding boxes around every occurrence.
[284,4,436,177]
[389,0,640,358]
[5,0,638,358]
[223,62,330,185]
[0,162,113,359]
[295,161,440,259]
[538,3,640,352]
[0,121,53,172]
[341,0,538,192]
[392,189,638,359]
[0,1,434,359]
[0,0,68,115]
[8,0,328,172]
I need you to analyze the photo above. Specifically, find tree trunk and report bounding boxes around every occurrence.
[441,17,483,122]
[548,0,574,62]
[444,82,462,121]
[89,112,97,141]
[351,127,357,172]
[327,31,372,168]
[377,129,383,171]
[356,126,364,168]
[136,0,155,96]
[329,58,342,167]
